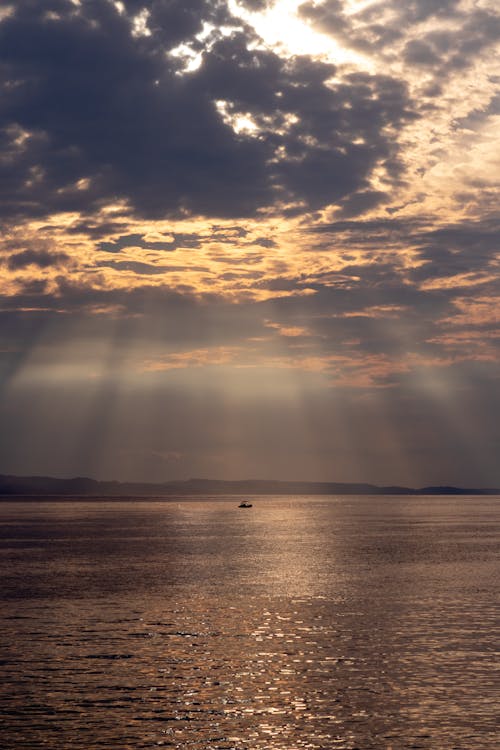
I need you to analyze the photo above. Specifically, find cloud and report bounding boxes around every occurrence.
[299,0,500,105]
[408,219,500,282]
[0,1,498,485]
[98,232,203,253]
[7,249,71,270]
[0,0,415,223]
[336,190,389,218]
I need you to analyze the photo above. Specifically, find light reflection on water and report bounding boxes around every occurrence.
[1,495,499,749]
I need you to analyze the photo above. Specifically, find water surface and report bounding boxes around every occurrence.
[1,495,498,749]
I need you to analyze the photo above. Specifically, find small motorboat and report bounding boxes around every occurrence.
[238,501,253,508]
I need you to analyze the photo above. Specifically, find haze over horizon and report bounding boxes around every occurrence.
[1,0,499,487]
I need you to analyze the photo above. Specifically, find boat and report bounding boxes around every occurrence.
[238,501,253,508]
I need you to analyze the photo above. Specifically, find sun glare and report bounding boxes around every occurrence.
[229,0,367,67]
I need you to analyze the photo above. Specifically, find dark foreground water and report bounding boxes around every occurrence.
[1,495,498,749]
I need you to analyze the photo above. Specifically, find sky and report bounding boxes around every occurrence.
[0,0,499,487]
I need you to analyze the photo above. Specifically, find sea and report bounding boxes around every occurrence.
[1,495,498,749]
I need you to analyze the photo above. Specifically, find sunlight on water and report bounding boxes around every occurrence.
[1,496,499,749]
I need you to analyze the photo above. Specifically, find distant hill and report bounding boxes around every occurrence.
[0,474,498,497]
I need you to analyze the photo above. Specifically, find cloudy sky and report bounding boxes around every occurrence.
[0,0,499,486]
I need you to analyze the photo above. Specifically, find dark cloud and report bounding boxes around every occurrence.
[0,1,269,219]
[7,249,71,269]
[337,190,389,218]
[94,260,206,275]
[266,270,455,348]
[310,216,499,279]
[63,220,131,238]
[402,13,500,76]
[403,39,441,67]
[296,214,500,357]
[196,39,414,207]
[98,232,202,253]
[409,219,500,282]
[359,0,460,26]
[252,237,277,248]
[0,0,414,222]
[236,0,271,10]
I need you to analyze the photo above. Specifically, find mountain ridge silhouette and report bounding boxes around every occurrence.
[0,474,498,497]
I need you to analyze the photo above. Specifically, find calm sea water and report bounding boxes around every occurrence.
[1,495,498,749]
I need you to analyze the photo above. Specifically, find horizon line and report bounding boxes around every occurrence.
[0,472,498,495]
